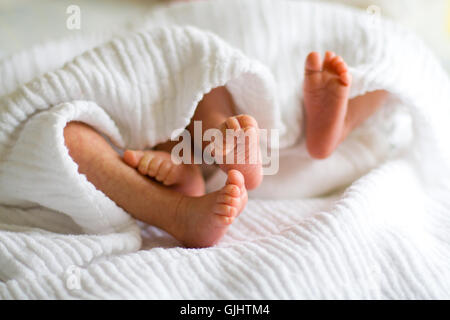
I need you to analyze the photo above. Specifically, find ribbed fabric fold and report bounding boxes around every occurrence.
[0,25,280,236]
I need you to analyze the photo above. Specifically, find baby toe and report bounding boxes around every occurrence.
[138,152,154,175]
[305,52,322,73]
[217,215,235,226]
[123,150,141,168]
[163,164,180,186]
[147,156,164,176]
[155,160,173,182]
[236,114,259,131]
[226,170,245,189]
[339,72,352,86]
[324,51,336,62]
[225,116,242,131]
[335,61,348,75]
[213,204,237,217]
[222,184,241,198]
[331,56,344,70]
[217,194,241,208]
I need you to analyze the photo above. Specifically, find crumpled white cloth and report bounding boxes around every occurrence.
[0,0,449,299]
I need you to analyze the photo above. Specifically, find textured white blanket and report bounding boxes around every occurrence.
[1,0,450,299]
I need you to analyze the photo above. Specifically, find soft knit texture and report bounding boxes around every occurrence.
[0,0,450,299]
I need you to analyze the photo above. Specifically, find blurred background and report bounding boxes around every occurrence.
[1,0,449,72]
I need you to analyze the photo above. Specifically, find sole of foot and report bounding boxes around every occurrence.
[214,114,263,190]
[303,51,352,159]
[173,169,248,248]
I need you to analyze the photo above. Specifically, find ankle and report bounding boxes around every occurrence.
[170,193,190,239]
[186,86,236,148]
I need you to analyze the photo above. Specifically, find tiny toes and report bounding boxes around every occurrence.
[235,114,258,130]
[219,215,235,225]
[155,160,173,182]
[225,117,241,131]
[340,72,352,86]
[330,56,343,70]
[147,157,164,176]
[227,169,244,182]
[163,165,179,186]
[222,184,241,197]
[123,150,143,168]
[138,153,154,175]
[217,194,241,207]
[335,61,348,74]
[322,54,351,85]
[213,204,237,217]
[324,51,336,63]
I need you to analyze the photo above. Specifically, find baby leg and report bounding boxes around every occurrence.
[64,121,247,248]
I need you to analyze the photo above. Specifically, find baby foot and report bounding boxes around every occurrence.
[213,115,262,190]
[303,51,352,159]
[123,150,205,197]
[173,170,247,248]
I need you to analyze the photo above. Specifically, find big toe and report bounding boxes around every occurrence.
[226,169,245,190]
[236,114,259,130]
[123,150,144,168]
[305,52,322,73]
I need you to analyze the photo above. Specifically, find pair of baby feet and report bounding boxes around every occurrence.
[123,114,255,248]
[123,51,351,247]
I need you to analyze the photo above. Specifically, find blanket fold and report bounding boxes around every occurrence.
[0,25,281,234]
[0,0,449,299]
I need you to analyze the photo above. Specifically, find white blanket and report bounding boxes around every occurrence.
[1,0,450,299]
